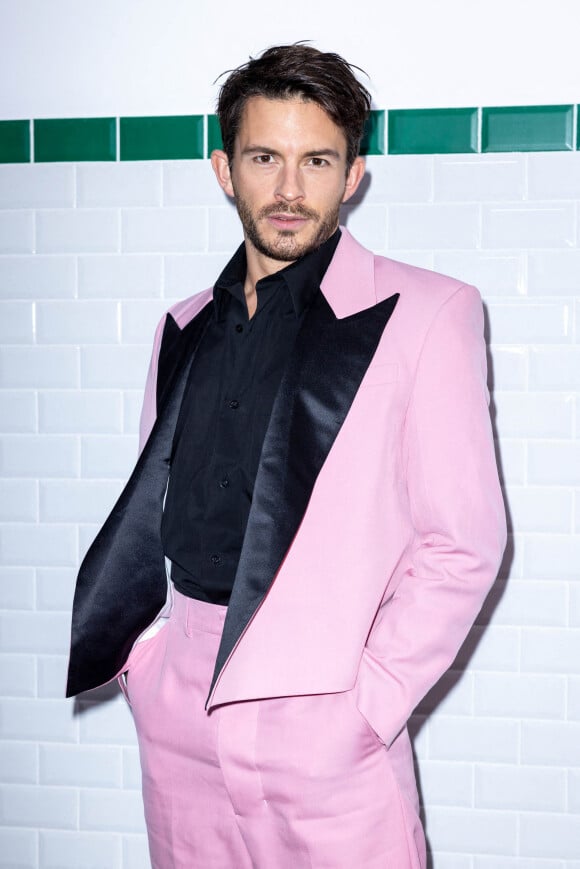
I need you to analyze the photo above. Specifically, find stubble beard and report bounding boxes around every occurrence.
[233,193,342,262]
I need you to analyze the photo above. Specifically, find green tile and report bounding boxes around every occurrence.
[360,110,385,156]
[388,108,478,155]
[207,115,223,155]
[0,120,31,163]
[482,105,574,152]
[34,118,116,162]
[121,116,203,160]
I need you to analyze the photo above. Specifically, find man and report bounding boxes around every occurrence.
[67,45,506,868]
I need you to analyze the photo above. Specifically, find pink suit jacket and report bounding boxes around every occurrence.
[132,227,506,747]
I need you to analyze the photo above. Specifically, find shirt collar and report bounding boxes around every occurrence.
[213,228,341,320]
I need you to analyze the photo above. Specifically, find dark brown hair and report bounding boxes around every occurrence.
[216,44,371,170]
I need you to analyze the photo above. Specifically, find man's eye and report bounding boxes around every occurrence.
[254,154,274,164]
[309,157,329,167]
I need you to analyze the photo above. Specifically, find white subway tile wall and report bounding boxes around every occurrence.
[0,151,578,867]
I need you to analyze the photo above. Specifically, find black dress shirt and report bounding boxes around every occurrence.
[161,229,341,604]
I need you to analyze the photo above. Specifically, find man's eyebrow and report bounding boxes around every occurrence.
[241,145,341,160]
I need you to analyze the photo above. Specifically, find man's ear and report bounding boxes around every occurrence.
[210,149,235,198]
[341,156,365,204]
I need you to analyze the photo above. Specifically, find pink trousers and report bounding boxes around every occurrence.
[123,589,426,868]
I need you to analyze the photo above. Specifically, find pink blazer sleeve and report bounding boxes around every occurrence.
[138,314,168,454]
[355,284,507,747]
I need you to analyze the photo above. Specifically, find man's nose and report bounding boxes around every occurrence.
[274,165,305,202]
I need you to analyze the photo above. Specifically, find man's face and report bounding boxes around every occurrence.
[211,96,365,267]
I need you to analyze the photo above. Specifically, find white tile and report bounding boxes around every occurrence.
[0,480,37,522]
[122,391,145,435]
[522,721,580,766]
[568,768,580,812]
[40,744,121,787]
[417,760,473,807]
[0,611,72,653]
[0,783,76,829]
[521,627,580,673]
[415,670,473,716]
[36,655,69,699]
[39,391,122,435]
[520,812,580,859]
[487,302,571,344]
[434,251,525,298]
[0,434,79,477]
[428,717,519,763]
[479,579,567,628]
[434,856,472,869]
[121,207,206,253]
[80,789,145,833]
[39,831,121,869]
[528,441,580,486]
[36,300,119,344]
[524,534,580,581]
[494,439,525,485]
[434,155,524,202]
[388,203,479,250]
[494,393,573,439]
[0,654,36,697]
[81,345,150,389]
[482,203,575,249]
[354,155,433,204]
[0,524,77,567]
[0,568,35,610]
[0,302,34,343]
[474,672,566,719]
[78,524,101,561]
[40,480,120,523]
[207,204,244,252]
[341,203,387,252]
[427,806,517,855]
[0,742,37,783]
[120,299,169,344]
[81,435,138,479]
[77,162,162,207]
[0,211,34,253]
[164,253,229,299]
[35,569,70,619]
[388,250,434,270]
[475,763,565,811]
[0,698,77,742]
[121,748,142,790]
[0,391,37,433]
[122,835,150,869]
[530,348,580,390]
[163,160,229,206]
[527,151,580,199]
[0,254,76,299]
[0,346,79,388]
[505,485,572,533]
[0,164,74,209]
[528,250,580,296]
[488,346,527,391]
[78,696,137,746]
[570,586,580,627]
[0,828,37,869]
[78,254,162,299]
[37,209,119,254]
[454,625,519,672]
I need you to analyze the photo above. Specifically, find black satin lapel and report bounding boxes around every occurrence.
[156,314,183,413]
[209,291,399,701]
[66,303,213,697]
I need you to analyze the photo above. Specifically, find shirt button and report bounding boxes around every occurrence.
[219,478,229,488]
[210,554,221,566]
[235,323,244,333]
[229,399,240,410]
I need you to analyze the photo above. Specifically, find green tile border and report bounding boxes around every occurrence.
[0,120,31,163]
[388,108,478,155]
[1,106,578,163]
[120,115,204,160]
[482,105,574,152]
[34,118,116,162]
